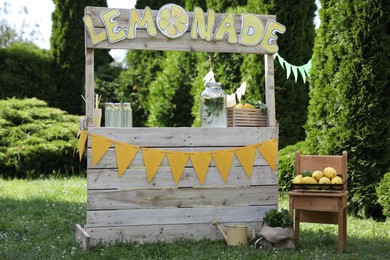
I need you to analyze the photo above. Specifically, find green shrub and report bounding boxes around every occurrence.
[376,172,390,219]
[0,42,57,106]
[0,98,84,178]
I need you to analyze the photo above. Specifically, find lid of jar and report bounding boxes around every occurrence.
[205,82,222,87]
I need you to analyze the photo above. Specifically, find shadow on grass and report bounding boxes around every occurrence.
[1,196,388,259]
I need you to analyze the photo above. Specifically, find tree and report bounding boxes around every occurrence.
[305,0,390,218]
[50,0,112,115]
[242,0,316,148]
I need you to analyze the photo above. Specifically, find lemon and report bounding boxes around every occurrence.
[330,176,343,190]
[323,167,337,180]
[301,176,318,189]
[234,103,244,108]
[243,103,255,108]
[292,174,302,189]
[312,170,324,181]
[319,176,331,189]
[156,4,189,38]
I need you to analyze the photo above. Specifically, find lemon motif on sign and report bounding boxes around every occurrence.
[156,4,189,38]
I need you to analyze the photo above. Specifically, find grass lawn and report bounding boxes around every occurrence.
[1,177,389,259]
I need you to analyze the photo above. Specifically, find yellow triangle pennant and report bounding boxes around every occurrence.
[257,138,278,172]
[189,152,212,185]
[91,135,113,167]
[115,142,139,177]
[235,145,256,178]
[141,148,165,183]
[166,151,189,185]
[212,149,234,183]
[78,130,88,162]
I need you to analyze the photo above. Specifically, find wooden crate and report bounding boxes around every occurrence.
[228,108,267,127]
[79,127,278,247]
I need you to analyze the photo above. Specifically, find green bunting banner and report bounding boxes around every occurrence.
[273,53,311,83]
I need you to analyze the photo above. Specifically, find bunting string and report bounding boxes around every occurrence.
[77,131,278,186]
[273,53,312,83]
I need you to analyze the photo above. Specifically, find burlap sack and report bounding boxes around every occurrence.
[255,225,295,249]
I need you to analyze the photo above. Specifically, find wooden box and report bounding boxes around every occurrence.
[228,108,267,127]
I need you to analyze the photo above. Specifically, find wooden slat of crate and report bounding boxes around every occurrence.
[87,127,277,147]
[85,221,268,246]
[87,186,278,210]
[227,108,267,127]
[86,205,271,227]
[87,166,277,189]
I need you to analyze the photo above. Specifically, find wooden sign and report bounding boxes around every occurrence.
[83,4,286,54]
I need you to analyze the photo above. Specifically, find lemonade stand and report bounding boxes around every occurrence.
[76,4,285,250]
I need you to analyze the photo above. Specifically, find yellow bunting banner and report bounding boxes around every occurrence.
[91,135,113,167]
[166,151,189,185]
[212,150,234,183]
[189,152,212,185]
[141,148,166,183]
[86,133,279,185]
[235,145,256,178]
[115,143,140,177]
[78,130,88,162]
[257,138,278,172]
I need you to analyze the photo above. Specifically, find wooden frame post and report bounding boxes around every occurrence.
[85,48,94,127]
[265,54,276,127]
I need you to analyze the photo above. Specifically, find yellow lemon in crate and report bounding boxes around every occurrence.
[312,170,324,181]
[323,167,337,180]
[292,174,303,189]
[243,103,255,108]
[319,176,331,189]
[301,176,318,189]
[331,176,343,189]
[234,103,244,108]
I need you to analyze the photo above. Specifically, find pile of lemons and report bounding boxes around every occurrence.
[292,167,343,190]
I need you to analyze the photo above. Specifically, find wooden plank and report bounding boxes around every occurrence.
[75,224,91,251]
[85,221,267,246]
[264,54,276,127]
[87,127,278,147]
[87,147,269,169]
[299,210,338,224]
[85,48,94,127]
[86,205,275,227]
[86,30,268,54]
[87,166,278,189]
[87,186,278,210]
[293,196,339,212]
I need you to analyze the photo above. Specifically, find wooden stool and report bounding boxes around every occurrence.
[288,151,348,253]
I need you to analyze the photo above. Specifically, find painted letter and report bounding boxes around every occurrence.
[239,13,264,46]
[214,13,237,44]
[190,7,215,41]
[83,15,107,45]
[260,20,286,53]
[127,6,157,39]
[101,8,126,43]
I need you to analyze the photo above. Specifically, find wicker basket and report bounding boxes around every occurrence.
[227,108,267,127]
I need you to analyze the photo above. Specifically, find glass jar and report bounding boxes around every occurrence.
[122,102,133,127]
[200,82,227,127]
[113,103,122,127]
[104,102,114,127]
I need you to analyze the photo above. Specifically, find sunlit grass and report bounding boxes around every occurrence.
[1,177,389,259]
